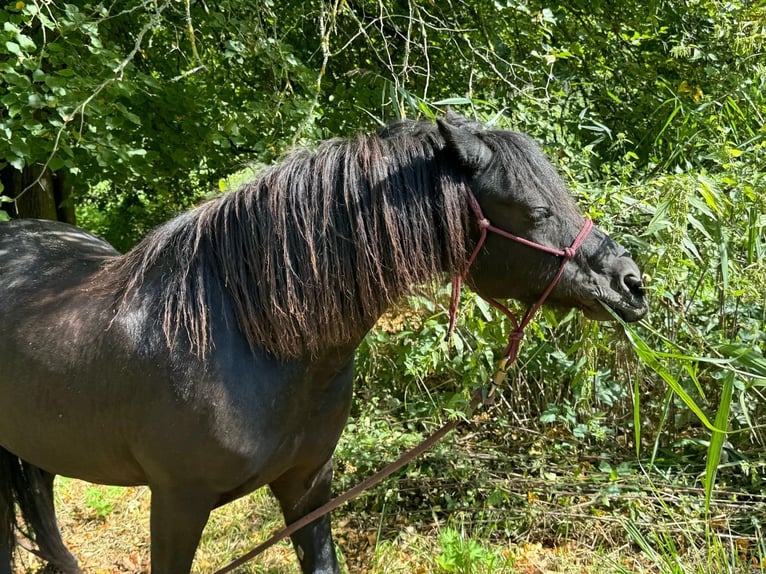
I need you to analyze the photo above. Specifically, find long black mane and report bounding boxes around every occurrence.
[101,120,473,358]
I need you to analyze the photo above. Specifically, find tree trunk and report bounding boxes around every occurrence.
[0,165,76,225]
[53,171,76,224]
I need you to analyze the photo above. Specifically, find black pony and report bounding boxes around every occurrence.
[0,113,647,573]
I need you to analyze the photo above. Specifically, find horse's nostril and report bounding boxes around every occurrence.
[623,273,644,295]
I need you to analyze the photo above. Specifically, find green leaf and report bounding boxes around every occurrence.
[632,368,641,458]
[681,236,702,262]
[473,296,493,322]
[686,213,713,240]
[28,93,45,108]
[704,371,733,511]
[644,199,672,236]
[612,314,723,433]
[717,344,766,381]
[15,34,35,51]
[5,41,21,57]
[697,174,725,218]
[433,97,473,106]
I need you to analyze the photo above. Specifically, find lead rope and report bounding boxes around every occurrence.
[213,194,593,574]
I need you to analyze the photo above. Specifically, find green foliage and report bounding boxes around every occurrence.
[0,0,325,234]
[355,291,499,417]
[435,528,507,573]
[622,514,766,574]
[84,485,122,520]
[3,0,764,242]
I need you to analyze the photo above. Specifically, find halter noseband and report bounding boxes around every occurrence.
[448,192,594,366]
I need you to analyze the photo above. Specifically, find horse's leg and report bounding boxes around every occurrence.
[149,485,216,574]
[270,459,340,574]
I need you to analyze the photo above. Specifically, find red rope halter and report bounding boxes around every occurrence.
[448,191,594,365]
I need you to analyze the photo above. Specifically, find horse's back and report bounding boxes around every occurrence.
[0,219,117,296]
[0,218,117,251]
[0,219,118,310]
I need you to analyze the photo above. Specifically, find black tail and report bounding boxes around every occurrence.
[0,448,80,574]
[0,449,15,574]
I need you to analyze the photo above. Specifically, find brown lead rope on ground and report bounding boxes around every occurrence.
[213,193,594,574]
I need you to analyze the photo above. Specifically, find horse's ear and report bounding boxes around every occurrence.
[437,119,492,172]
[444,108,479,129]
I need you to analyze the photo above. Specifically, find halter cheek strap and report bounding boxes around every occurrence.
[448,192,594,366]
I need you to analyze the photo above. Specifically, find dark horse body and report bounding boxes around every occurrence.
[0,114,647,573]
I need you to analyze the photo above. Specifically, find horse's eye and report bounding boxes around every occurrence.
[529,207,553,222]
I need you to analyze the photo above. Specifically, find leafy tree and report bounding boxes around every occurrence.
[3,0,762,234]
[1,0,322,243]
